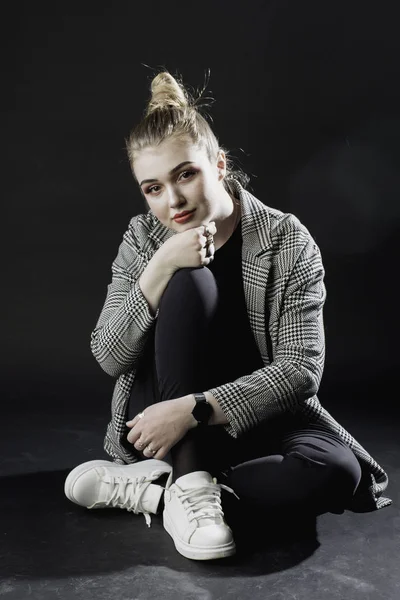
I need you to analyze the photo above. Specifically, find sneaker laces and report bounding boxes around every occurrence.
[169,477,240,526]
[89,469,166,527]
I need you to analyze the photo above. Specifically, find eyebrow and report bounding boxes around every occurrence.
[139,161,195,186]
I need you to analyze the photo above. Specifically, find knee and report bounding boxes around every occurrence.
[162,267,218,316]
[168,266,215,287]
[328,451,362,497]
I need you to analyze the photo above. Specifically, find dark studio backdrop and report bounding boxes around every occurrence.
[3,1,400,459]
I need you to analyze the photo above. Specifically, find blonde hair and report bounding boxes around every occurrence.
[125,68,250,205]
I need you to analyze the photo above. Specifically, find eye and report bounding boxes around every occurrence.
[180,169,196,180]
[146,170,196,195]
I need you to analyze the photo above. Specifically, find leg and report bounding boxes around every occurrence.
[224,425,363,515]
[154,266,221,399]
[124,266,231,478]
[125,267,237,559]
[155,267,234,482]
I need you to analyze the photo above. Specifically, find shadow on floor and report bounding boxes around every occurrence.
[0,469,321,581]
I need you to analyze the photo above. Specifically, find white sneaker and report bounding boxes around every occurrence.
[163,470,238,560]
[64,459,171,527]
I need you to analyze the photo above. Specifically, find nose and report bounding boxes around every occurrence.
[167,187,186,209]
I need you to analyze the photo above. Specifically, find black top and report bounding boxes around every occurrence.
[206,218,265,384]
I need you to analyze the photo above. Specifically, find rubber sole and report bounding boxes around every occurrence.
[163,508,236,560]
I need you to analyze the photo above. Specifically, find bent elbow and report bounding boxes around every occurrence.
[91,340,137,379]
[90,333,122,378]
[98,360,128,379]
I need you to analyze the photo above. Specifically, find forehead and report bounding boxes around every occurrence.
[134,138,206,177]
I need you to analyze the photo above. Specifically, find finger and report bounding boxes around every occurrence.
[127,425,143,445]
[126,414,141,428]
[134,436,149,452]
[142,445,158,459]
[154,447,167,461]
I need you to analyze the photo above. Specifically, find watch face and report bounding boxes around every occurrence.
[193,399,213,424]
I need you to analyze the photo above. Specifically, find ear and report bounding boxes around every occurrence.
[216,149,227,179]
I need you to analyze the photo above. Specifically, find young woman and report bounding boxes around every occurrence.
[64,70,391,561]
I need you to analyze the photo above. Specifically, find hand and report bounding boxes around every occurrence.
[125,396,198,461]
[157,221,217,272]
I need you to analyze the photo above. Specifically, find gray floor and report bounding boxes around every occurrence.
[1,376,398,600]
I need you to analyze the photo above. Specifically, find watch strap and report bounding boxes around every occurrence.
[193,392,207,402]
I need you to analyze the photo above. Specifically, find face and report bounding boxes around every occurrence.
[133,137,228,230]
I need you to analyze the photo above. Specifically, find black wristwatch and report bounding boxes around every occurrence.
[192,392,213,426]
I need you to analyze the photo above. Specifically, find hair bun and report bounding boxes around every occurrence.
[146,72,189,115]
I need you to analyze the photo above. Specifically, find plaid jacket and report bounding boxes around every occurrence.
[90,179,391,512]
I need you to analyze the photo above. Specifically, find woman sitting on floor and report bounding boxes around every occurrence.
[64,69,391,562]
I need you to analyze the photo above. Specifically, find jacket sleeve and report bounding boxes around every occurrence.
[205,236,327,438]
[90,216,159,378]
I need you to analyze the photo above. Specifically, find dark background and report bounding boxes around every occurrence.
[1,3,399,598]
[3,0,399,429]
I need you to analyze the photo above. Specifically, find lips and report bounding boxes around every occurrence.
[173,209,195,220]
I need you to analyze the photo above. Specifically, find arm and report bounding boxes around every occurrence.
[202,236,327,437]
[90,216,174,378]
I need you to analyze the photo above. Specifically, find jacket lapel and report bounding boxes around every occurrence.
[242,247,273,366]
[239,183,275,367]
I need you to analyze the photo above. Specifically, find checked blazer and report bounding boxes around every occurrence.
[90,178,391,512]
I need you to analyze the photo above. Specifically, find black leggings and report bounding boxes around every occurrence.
[124,267,362,514]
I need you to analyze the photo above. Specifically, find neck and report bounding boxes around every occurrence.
[213,195,241,251]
